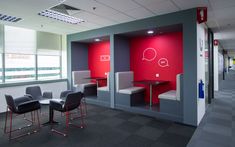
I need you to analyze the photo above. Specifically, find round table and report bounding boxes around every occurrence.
[39,98,62,126]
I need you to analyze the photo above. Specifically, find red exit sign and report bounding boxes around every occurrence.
[197,7,207,24]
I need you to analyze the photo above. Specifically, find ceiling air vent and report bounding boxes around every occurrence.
[38,4,84,24]
[0,14,22,22]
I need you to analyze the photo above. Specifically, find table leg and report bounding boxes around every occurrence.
[150,84,152,107]
[42,107,58,126]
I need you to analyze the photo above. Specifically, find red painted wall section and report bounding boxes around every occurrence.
[88,41,110,86]
[130,32,183,104]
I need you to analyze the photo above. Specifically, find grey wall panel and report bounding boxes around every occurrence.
[71,42,88,71]
[182,10,198,126]
[114,36,130,72]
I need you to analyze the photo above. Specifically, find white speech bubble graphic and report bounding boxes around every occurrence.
[158,58,169,67]
[142,48,157,62]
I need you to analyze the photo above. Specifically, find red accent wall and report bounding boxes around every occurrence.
[130,32,183,104]
[88,41,110,86]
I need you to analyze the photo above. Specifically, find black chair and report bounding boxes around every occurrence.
[4,95,41,140]
[50,92,85,136]
[26,86,52,100]
[60,90,87,117]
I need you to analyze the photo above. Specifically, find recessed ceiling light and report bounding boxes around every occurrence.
[94,38,101,42]
[38,9,84,24]
[0,13,22,22]
[147,30,154,34]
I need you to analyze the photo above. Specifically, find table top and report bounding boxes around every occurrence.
[84,77,107,80]
[133,80,169,85]
[39,98,63,105]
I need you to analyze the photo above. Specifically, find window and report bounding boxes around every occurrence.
[0,54,2,83]
[37,31,61,80]
[0,25,65,84]
[5,54,35,82]
[4,26,36,82]
[38,55,60,80]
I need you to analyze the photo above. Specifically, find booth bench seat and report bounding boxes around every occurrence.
[118,87,144,94]
[159,74,183,115]
[115,71,145,106]
[97,73,110,103]
[72,70,97,97]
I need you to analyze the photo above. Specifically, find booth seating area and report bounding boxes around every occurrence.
[115,71,145,106]
[158,73,183,115]
[97,72,110,103]
[72,70,97,97]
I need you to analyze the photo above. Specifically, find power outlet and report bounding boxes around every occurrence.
[156,73,160,78]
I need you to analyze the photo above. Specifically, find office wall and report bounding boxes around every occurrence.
[197,23,206,125]
[88,41,110,77]
[0,81,67,113]
[214,45,219,91]
[71,42,88,71]
[130,32,183,103]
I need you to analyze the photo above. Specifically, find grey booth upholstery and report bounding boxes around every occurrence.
[115,71,145,106]
[72,70,97,97]
[158,74,183,115]
[97,72,110,103]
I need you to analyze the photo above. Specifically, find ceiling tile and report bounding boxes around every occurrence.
[172,0,210,9]
[95,0,141,11]
[144,0,180,15]
[73,11,116,26]
[125,7,155,19]
[209,0,235,10]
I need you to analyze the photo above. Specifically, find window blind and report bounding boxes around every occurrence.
[4,26,36,54]
[0,24,4,53]
[37,31,61,55]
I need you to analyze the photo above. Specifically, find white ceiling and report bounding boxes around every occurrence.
[0,0,235,50]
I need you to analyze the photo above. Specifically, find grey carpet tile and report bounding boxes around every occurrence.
[188,70,235,147]
[128,115,153,125]
[135,126,164,140]
[116,121,142,134]
[0,104,195,147]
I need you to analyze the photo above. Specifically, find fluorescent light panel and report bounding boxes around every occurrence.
[0,14,22,22]
[38,9,84,24]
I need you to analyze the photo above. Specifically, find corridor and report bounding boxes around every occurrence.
[187,70,235,147]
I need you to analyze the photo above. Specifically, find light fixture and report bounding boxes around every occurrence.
[94,38,101,42]
[0,13,22,22]
[38,9,84,24]
[147,30,154,34]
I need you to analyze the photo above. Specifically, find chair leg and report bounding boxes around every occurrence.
[79,106,85,128]
[4,107,8,133]
[9,111,13,140]
[83,98,87,116]
[36,110,41,130]
[65,112,70,135]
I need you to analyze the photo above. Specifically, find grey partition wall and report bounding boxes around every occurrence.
[67,8,199,126]
[71,42,88,71]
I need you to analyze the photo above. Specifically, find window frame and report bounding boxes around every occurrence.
[0,25,64,85]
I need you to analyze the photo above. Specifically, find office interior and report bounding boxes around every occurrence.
[0,1,235,147]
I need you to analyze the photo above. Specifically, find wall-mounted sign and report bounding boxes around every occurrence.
[100,55,110,61]
[214,40,219,46]
[197,7,207,24]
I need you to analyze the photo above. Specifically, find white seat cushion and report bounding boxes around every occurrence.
[98,86,109,91]
[118,87,145,94]
[74,82,96,92]
[158,90,178,100]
